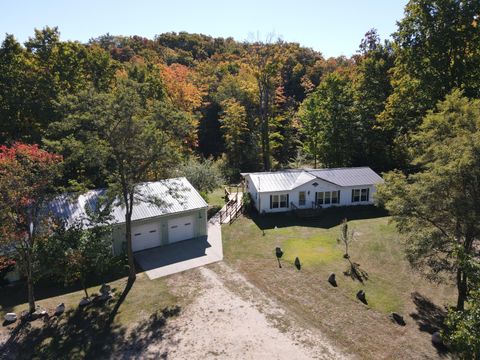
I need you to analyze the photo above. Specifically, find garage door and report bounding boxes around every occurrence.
[168,215,195,244]
[132,222,161,252]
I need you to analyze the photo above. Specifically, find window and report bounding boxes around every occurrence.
[352,189,360,202]
[270,194,289,209]
[324,191,331,204]
[352,188,369,202]
[361,188,369,201]
[299,191,306,206]
[271,195,279,208]
[332,190,340,204]
[315,192,324,205]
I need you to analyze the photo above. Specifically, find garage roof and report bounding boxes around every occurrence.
[49,177,208,227]
[242,167,383,193]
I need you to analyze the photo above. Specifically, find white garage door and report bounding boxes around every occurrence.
[132,222,161,252]
[168,215,195,244]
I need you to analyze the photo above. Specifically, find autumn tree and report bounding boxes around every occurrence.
[377,90,480,310]
[0,143,62,313]
[220,99,249,172]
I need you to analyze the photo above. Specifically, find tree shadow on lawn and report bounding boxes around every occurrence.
[409,292,449,356]
[0,261,140,316]
[250,205,388,231]
[1,288,181,360]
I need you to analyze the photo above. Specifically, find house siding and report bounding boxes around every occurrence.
[112,207,208,255]
[256,178,377,214]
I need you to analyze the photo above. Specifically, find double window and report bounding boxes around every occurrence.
[315,191,340,205]
[270,194,289,209]
[351,188,370,202]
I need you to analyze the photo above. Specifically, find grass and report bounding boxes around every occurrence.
[0,271,191,359]
[206,187,227,209]
[222,206,456,359]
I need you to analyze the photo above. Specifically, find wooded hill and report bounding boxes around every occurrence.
[0,0,479,186]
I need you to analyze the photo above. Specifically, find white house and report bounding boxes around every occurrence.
[49,177,209,255]
[241,167,383,213]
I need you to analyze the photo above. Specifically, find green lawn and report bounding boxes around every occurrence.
[222,206,456,359]
[206,187,227,209]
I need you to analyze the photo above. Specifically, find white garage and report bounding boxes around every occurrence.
[50,177,209,257]
[132,222,161,252]
[168,215,195,244]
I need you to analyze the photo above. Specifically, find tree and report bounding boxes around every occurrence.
[352,29,395,170]
[377,90,480,310]
[298,72,355,167]
[337,219,355,259]
[0,143,62,313]
[37,205,114,299]
[176,157,224,196]
[251,42,284,171]
[48,80,192,283]
[220,99,249,172]
[378,0,480,166]
[443,260,480,358]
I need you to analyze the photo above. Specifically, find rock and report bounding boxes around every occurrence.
[99,283,111,295]
[432,331,443,346]
[79,297,91,307]
[356,290,367,304]
[294,257,301,270]
[4,313,17,323]
[33,309,47,317]
[390,312,406,326]
[275,247,283,259]
[54,303,65,316]
[328,273,337,287]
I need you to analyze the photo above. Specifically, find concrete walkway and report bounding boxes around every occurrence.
[135,218,223,280]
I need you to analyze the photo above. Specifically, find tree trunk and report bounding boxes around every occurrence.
[27,270,35,313]
[81,278,89,299]
[27,260,35,313]
[456,268,467,311]
[125,211,136,283]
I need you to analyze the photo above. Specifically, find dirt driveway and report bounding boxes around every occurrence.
[141,264,348,359]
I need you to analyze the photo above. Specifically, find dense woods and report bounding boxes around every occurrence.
[0,0,480,355]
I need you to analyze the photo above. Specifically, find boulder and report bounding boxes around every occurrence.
[54,303,65,316]
[431,331,443,346]
[4,313,17,323]
[356,290,367,304]
[328,273,337,287]
[294,257,301,270]
[33,309,47,318]
[79,297,91,307]
[390,312,406,326]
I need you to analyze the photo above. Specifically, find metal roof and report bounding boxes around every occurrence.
[243,167,383,193]
[49,177,208,227]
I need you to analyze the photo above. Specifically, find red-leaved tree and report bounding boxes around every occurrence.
[0,143,62,313]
